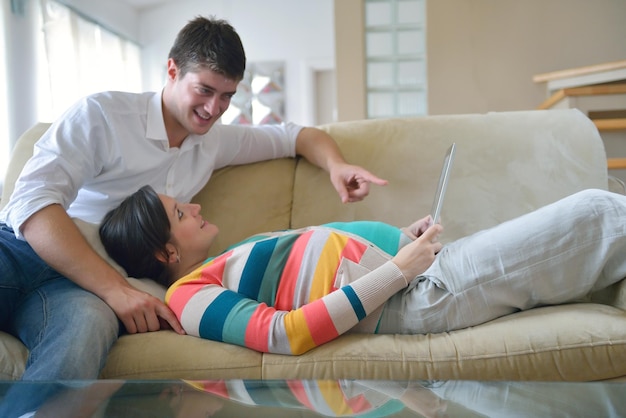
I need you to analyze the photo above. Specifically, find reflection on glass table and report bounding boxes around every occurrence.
[0,379,624,417]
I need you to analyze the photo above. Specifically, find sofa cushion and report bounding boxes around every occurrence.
[1,123,51,211]
[100,331,263,380]
[293,110,608,245]
[192,158,297,257]
[0,331,27,380]
[261,303,626,381]
[73,218,166,300]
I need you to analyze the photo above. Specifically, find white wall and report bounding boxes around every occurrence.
[0,0,333,195]
[426,0,626,115]
[58,0,139,41]
[4,0,333,145]
[137,0,335,125]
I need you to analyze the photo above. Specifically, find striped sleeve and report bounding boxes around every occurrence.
[166,260,408,355]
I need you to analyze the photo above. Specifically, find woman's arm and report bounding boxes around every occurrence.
[167,260,408,355]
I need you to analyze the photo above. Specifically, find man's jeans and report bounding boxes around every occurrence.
[0,224,119,380]
[0,224,120,416]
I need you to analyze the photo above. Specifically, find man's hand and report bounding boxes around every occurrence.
[330,163,388,203]
[392,224,443,280]
[21,204,184,335]
[294,127,388,203]
[103,285,185,334]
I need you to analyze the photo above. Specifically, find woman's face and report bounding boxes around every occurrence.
[158,194,219,262]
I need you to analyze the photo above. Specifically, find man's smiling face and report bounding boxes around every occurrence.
[164,59,239,140]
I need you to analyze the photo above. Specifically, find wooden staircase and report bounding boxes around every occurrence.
[534,60,626,171]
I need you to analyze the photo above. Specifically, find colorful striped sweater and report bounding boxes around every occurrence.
[165,221,411,355]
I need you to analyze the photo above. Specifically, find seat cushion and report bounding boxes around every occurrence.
[261,303,626,381]
[100,331,263,380]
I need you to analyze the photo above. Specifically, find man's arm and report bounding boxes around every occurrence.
[294,127,388,203]
[21,204,184,334]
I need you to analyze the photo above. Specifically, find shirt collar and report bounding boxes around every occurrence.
[146,89,204,150]
[146,90,168,143]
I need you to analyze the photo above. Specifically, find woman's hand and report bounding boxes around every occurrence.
[392,224,443,280]
[401,215,434,240]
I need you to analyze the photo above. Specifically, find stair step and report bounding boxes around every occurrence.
[537,83,626,110]
[589,110,626,119]
[608,158,626,170]
[594,118,626,131]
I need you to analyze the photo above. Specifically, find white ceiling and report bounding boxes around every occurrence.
[119,0,177,11]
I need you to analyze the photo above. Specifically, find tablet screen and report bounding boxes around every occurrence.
[430,143,456,225]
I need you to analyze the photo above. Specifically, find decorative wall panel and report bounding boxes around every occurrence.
[222,61,285,125]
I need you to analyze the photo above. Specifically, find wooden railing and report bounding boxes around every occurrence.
[537,84,626,110]
[533,59,626,91]
[534,60,626,170]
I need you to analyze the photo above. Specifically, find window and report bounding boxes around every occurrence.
[39,0,141,121]
[0,5,9,193]
[0,1,141,198]
[365,0,427,118]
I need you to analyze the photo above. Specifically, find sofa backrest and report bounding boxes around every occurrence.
[291,109,608,244]
[197,109,607,254]
[2,109,608,257]
[192,158,297,256]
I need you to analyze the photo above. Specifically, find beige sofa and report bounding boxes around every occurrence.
[1,109,625,382]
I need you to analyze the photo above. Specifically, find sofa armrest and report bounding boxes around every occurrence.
[608,175,626,195]
[590,279,626,311]
[1,123,51,211]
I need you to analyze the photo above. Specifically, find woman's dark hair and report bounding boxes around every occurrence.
[99,185,172,286]
[168,16,246,81]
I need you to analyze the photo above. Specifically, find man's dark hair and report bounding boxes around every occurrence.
[168,16,246,81]
[99,185,172,286]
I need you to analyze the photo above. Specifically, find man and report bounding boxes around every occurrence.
[0,16,387,383]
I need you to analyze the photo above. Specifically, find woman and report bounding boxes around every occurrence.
[100,186,626,355]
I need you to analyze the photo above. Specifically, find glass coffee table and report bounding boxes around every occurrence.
[1,378,624,417]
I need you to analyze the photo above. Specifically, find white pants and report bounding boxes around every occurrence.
[378,189,626,334]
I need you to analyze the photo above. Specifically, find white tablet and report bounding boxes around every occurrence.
[430,143,456,225]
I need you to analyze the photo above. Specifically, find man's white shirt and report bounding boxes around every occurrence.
[1,90,301,238]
